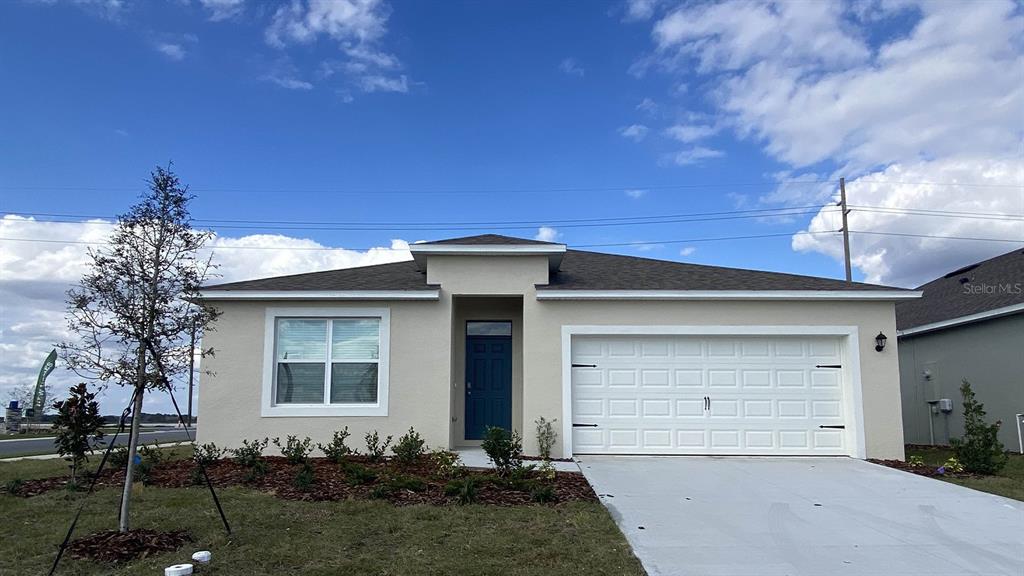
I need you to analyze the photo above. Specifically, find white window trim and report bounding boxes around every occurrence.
[559,325,866,459]
[262,307,390,417]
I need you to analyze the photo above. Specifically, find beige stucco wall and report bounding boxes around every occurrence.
[197,299,451,452]
[199,254,906,461]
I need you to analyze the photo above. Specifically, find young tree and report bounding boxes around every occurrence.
[951,380,1008,474]
[51,383,105,486]
[59,165,219,532]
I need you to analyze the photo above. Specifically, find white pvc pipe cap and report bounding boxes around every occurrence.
[165,564,193,576]
[192,550,212,564]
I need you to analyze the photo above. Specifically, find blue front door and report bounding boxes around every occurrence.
[465,335,512,440]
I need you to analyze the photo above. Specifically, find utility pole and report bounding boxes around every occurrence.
[839,177,852,282]
[186,321,196,428]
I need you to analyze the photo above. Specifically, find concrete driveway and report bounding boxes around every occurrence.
[578,456,1023,576]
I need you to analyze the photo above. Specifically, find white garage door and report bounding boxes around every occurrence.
[571,335,852,455]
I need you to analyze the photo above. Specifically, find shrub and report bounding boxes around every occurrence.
[342,462,377,486]
[938,457,965,475]
[364,430,392,462]
[537,460,557,480]
[391,427,426,465]
[51,383,106,485]
[481,426,523,477]
[444,477,477,504]
[4,478,24,495]
[950,380,1008,474]
[294,463,315,492]
[273,435,314,465]
[232,438,269,482]
[190,442,225,485]
[386,474,426,492]
[431,449,464,479]
[109,445,130,469]
[369,484,394,499]
[317,428,354,462]
[907,455,925,467]
[135,441,167,485]
[531,484,557,503]
[504,465,537,492]
[535,417,558,461]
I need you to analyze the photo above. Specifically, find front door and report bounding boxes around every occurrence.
[465,322,513,440]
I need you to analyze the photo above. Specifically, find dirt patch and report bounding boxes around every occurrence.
[66,529,193,564]
[10,455,598,506]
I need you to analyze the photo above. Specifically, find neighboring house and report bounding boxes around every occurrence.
[196,234,917,460]
[897,248,1024,450]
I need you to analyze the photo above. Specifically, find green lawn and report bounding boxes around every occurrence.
[0,451,644,576]
[905,445,1024,502]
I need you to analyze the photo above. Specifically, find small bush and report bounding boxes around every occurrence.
[342,462,377,486]
[51,383,105,485]
[232,438,269,482]
[535,417,558,461]
[531,484,557,503]
[135,441,166,485]
[907,455,925,467]
[391,427,426,465]
[537,460,557,480]
[505,465,538,492]
[317,428,354,462]
[273,435,314,465]
[190,442,225,485]
[364,430,392,462]
[481,426,523,477]
[950,380,1008,474]
[109,445,130,469]
[4,478,24,495]
[431,449,464,479]
[294,463,315,492]
[938,457,965,475]
[386,474,426,493]
[444,477,477,504]
[369,484,394,499]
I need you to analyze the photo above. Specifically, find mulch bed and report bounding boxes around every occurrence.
[66,529,193,563]
[6,455,597,506]
[868,458,976,479]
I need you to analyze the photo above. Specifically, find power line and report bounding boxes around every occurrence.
[852,206,1024,221]
[848,230,1024,243]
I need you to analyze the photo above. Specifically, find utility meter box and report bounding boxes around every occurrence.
[937,398,953,413]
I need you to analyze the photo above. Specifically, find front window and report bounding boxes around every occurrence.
[275,318,381,405]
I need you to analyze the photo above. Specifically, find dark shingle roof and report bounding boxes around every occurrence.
[896,248,1024,330]
[202,260,430,291]
[543,250,900,291]
[202,235,909,294]
[420,234,558,245]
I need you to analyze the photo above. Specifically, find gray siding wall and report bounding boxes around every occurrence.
[898,314,1024,450]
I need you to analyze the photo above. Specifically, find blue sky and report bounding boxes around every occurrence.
[1,0,1021,413]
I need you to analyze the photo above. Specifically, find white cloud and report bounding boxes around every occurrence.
[534,226,561,242]
[639,0,1024,283]
[0,215,411,412]
[673,146,723,165]
[624,0,660,21]
[679,246,696,256]
[665,123,718,143]
[265,75,314,90]
[559,57,584,77]
[636,97,658,114]
[265,0,410,99]
[625,189,647,199]
[155,42,187,61]
[619,124,649,142]
[198,0,244,21]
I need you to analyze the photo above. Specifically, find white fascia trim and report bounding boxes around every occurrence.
[897,302,1024,337]
[560,325,867,459]
[262,306,390,417]
[199,290,439,301]
[409,244,566,256]
[538,290,921,301]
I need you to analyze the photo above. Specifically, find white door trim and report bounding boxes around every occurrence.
[560,325,866,459]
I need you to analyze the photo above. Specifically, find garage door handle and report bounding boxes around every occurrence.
[819,425,845,429]
[815,364,842,369]
[572,363,597,368]
[573,423,599,428]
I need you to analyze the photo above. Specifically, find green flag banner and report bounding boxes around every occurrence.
[31,349,57,417]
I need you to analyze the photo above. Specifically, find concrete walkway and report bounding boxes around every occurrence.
[455,448,580,472]
[579,456,1024,576]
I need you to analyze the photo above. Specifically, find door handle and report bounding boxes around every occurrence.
[573,423,599,428]
[704,396,710,411]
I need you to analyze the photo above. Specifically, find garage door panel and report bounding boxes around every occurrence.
[572,335,850,456]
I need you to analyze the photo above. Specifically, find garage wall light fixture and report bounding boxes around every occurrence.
[874,332,887,352]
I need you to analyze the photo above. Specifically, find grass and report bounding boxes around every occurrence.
[0,450,643,576]
[905,445,1024,502]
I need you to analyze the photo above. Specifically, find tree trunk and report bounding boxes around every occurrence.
[118,347,146,533]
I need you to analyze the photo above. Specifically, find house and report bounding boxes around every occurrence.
[196,234,918,460]
[896,248,1024,450]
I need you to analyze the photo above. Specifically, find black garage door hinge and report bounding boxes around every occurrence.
[819,425,846,429]
[815,364,842,369]
[572,363,597,368]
